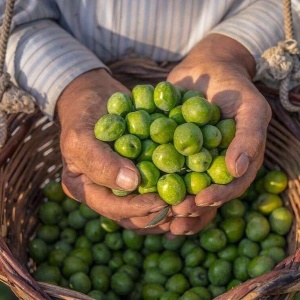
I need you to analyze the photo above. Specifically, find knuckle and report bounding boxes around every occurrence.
[264,101,272,122]
[61,169,72,190]
[61,168,84,202]
[259,96,272,123]
[254,94,272,121]
[60,126,84,154]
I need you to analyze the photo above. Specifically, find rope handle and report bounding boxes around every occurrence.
[0,0,35,149]
[256,0,300,112]
[284,0,295,41]
[0,0,15,101]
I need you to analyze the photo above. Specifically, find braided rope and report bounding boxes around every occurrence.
[283,0,294,41]
[0,0,15,75]
[0,0,35,148]
[256,0,300,112]
[280,0,300,111]
[0,111,6,148]
[0,72,10,99]
[0,0,15,148]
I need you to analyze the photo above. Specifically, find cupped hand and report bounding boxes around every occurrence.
[165,34,272,233]
[56,33,272,237]
[56,68,171,234]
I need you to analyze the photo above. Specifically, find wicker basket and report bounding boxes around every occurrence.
[1,59,300,300]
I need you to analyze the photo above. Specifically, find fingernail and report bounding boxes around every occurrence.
[175,212,198,217]
[235,152,250,177]
[196,197,213,206]
[196,201,210,207]
[209,201,222,207]
[196,201,220,207]
[116,168,139,190]
[183,230,195,235]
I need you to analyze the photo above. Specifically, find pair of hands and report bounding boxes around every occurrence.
[56,34,271,237]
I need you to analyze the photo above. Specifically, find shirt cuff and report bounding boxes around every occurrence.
[209,0,285,67]
[6,19,108,119]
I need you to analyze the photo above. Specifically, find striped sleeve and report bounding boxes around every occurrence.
[209,0,285,65]
[1,0,106,119]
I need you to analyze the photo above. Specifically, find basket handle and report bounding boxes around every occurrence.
[255,0,300,112]
[0,236,53,300]
[0,0,35,149]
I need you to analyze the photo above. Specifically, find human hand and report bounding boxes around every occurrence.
[166,34,271,233]
[56,68,173,234]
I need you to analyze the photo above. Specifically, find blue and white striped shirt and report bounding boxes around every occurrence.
[0,0,298,118]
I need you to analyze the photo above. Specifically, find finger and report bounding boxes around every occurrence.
[195,159,261,206]
[63,129,141,191]
[118,211,172,229]
[119,217,172,235]
[135,226,171,235]
[61,170,166,220]
[170,195,217,218]
[169,208,217,235]
[225,98,271,178]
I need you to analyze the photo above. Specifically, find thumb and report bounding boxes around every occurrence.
[225,100,271,178]
[62,130,140,192]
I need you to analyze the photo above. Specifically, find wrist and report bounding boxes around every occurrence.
[182,33,256,79]
[57,68,112,105]
[56,68,127,128]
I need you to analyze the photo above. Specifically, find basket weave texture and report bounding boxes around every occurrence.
[0,59,300,300]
